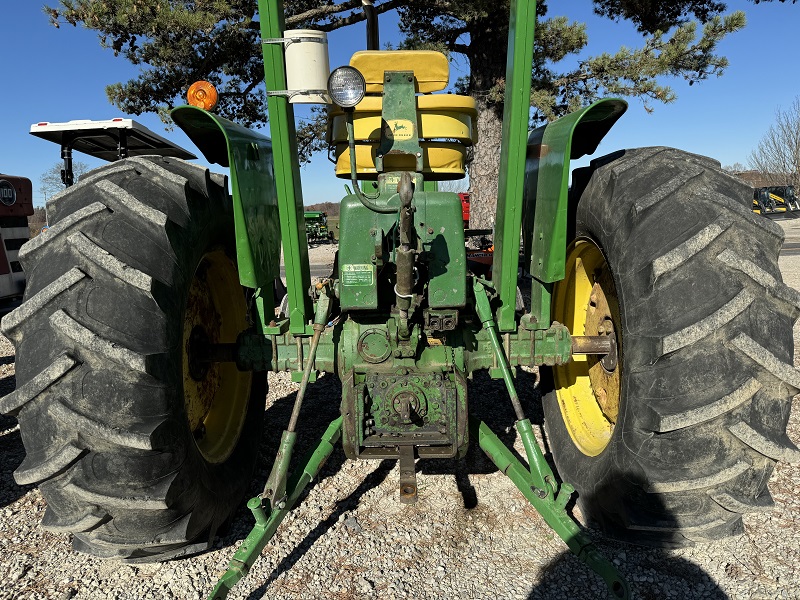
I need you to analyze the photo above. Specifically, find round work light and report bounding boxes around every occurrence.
[327,67,366,109]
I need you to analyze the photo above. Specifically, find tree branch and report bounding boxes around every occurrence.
[281,0,404,30]
[316,0,405,31]
[219,78,263,98]
[441,25,469,50]
[286,1,363,27]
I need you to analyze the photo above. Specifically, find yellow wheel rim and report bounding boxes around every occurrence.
[182,249,252,464]
[552,239,622,457]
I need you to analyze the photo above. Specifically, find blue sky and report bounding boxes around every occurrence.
[0,1,798,206]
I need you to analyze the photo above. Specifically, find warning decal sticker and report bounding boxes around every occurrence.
[342,264,374,286]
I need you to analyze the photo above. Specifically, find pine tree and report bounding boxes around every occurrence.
[46,0,790,225]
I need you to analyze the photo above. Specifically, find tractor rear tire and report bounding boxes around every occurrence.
[544,147,800,546]
[1,157,266,561]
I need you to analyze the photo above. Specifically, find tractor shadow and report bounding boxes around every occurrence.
[528,542,730,600]
[225,369,545,598]
[222,369,726,600]
[518,467,730,598]
[465,371,728,599]
[222,369,558,597]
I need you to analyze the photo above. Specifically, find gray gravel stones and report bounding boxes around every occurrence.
[1,233,799,599]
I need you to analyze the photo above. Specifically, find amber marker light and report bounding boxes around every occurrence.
[187,81,219,111]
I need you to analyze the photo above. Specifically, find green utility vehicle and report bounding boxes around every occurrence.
[303,210,332,243]
[3,1,798,599]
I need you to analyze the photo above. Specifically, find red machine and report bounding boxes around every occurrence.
[459,192,470,226]
[0,175,34,302]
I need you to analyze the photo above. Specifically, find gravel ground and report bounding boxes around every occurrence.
[1,226,800,600]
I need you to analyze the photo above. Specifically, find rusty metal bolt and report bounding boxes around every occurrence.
[532,486,548,499]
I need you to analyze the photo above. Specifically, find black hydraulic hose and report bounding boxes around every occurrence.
[346,110,398,214]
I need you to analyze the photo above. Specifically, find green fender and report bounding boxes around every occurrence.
[171,105,281,310]
[523,98,628,283]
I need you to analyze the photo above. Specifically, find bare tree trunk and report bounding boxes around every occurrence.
[469,102,504,229]
[465,11,509,230]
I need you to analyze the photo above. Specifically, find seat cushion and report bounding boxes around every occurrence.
[351,50,450,93]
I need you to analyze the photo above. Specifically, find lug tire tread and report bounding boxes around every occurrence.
[545,147,797,546]
[2,156,265,561]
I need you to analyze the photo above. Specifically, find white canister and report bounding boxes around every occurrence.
[283,29,331,104]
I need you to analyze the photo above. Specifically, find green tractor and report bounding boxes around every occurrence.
[3,1,799,598]
[303,210,332,243]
